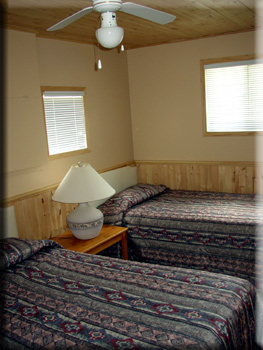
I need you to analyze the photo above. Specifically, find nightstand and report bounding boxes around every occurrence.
[51,225,128,260]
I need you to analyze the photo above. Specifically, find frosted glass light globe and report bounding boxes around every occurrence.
[96,26,124,49]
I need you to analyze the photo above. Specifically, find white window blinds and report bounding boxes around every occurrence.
[43,91,88,156]
[204,59,263,132]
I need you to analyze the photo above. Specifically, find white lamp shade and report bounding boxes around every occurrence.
[96,26,124,49]
[52,163,115,203]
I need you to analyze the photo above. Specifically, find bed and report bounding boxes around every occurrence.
[98,184,263,285]
[0,238,256,349]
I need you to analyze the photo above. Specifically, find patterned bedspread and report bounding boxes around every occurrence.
[0,238,256,349]
[99,184,263,284]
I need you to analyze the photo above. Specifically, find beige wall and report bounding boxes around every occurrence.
[127,31,258,162]
[5,29,261,199]
[5,30,134,198]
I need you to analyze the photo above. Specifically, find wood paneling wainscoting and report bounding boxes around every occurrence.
[136,160,263,195]
[13,190,77,240]
[7,188,78,240]
[3,162,135,240]
[2,160,262,240]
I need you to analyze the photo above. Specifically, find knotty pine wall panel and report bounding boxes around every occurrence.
[6,162,136,239]
[136,161,263,194]
[4,161,262,240]
[13,190,77,240]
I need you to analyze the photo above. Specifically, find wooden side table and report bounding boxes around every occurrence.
[51,225,128,260]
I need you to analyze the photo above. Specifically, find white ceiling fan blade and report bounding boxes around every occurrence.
[120,2,176,25]
[47,6,94,31]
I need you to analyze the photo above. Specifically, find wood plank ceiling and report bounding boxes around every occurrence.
[4,0,258,50]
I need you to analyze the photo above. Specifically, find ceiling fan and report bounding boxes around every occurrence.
[47,0,176,49]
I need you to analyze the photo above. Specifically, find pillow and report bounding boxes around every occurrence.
[0,238,62,270]
[99,183,167,225]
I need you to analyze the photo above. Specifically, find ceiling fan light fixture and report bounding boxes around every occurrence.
[96,12,124,49]
[46,1,176,48]
[96,26,124,48]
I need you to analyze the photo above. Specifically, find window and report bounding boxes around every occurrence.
[201,56,263,135]
[42,88,89,158]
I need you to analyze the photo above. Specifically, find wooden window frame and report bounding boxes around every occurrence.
[200,54,262,137]
[41,86,91,160]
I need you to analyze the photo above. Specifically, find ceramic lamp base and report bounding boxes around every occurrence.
[67,202,103,240]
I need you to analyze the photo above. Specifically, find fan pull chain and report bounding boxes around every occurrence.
[96,16,102,70]
[97,41,102,70]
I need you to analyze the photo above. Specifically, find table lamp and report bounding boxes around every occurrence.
[52,162,115,240]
